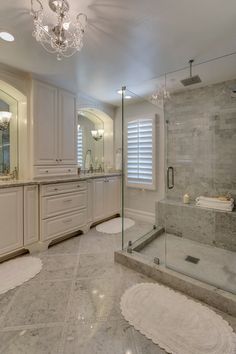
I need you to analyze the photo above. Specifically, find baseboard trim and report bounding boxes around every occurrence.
[125,208,155,224]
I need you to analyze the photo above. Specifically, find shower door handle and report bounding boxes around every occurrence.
[167,166,174,189]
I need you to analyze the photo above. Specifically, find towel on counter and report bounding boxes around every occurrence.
[196,196,234,212]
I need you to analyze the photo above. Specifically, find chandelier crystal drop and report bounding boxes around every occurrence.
[151,74,170,105]
[30,0,87,60]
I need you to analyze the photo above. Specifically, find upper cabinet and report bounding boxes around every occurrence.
[31,80,77,177]
[32,81,58,165]
[58,89,77,165]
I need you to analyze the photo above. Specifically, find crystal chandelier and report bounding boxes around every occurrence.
[30,0,87,60]
[151,74,170,105]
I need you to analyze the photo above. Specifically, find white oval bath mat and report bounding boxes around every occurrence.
[0,256,42,295]
[120,283,236,354]
[96,217,135,234]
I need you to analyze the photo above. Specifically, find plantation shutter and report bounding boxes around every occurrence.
[126,117,155,189]
[77,126,83,167]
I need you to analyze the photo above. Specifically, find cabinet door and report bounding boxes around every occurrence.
[32,81,58,165]
[0,187,23,256]
[104,177,121,217]
[87,180,93,223]
[93,179,104,222]
[24,185,39,246]
[114,177,121,214]
[58,89,77,165]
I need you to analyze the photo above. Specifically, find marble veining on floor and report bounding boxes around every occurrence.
[0,226,235,354]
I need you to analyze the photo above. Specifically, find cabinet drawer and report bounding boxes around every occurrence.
[41,209,87,241]
[41,181,87,196]
[34,165,77,178]
[41,191,87,219]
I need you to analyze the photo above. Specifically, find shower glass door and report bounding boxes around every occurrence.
[163,55,236,294]
[121,87,164,251]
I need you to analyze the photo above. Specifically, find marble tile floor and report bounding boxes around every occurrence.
[140,233,236,294]
[0,226,235,354]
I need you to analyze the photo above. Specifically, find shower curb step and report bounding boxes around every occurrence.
[131,227,165,252]
[114,250,236,317]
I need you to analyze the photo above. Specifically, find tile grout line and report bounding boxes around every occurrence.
[57,253,81,354]
[0,322,65,332]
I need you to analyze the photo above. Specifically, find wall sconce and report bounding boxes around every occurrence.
[0,111,12,131]
[91,129,104,141]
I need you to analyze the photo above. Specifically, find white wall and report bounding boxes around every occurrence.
[115,100,165,223]
[77,92,115,119]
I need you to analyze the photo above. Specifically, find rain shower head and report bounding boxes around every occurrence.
[181,59,202,86]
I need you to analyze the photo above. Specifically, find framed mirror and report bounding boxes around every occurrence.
[0,88,18,178]
[78,110,104,171]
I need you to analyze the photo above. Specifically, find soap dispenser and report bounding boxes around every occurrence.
[183,193,190,204]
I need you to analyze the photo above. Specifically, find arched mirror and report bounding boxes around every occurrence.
[0,88,18,179]
[78,110,105,171]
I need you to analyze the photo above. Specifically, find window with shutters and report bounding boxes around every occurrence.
[126,116,156,190]
[77,125,83,167]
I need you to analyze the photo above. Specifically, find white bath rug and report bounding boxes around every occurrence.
[120,283,236,354]
[0,256,42,295]
[96,217,135,234]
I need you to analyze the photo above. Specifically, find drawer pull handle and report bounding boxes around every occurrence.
[63,199,72,203]
[45,170,49,173]
[63,219,72,223]
[77,185,80,188]
[54,188,58,191]
[68,169,71,172]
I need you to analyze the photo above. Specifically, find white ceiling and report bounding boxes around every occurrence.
[0,0,236,105]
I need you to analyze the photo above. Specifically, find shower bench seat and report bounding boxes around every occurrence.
[156,199,236,252]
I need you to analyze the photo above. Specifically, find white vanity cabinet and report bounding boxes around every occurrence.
[39,176,121,245]
[93,178,105,222]
[40,181,88,242]
[24,185,39,246]
[31,80,77,178]
[0,185,39,257]
[104,177,121,217]
[93,176,121,222]
[87,179,94,224]
[0,187,24,256]
[0,175,121,257]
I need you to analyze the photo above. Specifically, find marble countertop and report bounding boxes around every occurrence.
[0,180,38,188]
[36,172,122,185]
[0,172,122,188]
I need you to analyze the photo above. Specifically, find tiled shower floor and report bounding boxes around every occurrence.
[140,233,236,294]
[0,225,235,353]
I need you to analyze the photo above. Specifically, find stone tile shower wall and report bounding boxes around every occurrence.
[156,200,236,252]
[165,79,236,201]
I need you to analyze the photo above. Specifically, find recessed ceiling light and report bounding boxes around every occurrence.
[0,31,15,42]
[125,95,132,99]
[117,90,123,95]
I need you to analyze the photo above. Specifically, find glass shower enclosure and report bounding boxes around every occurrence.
[121,53,236,295]
[120,87,164,250]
